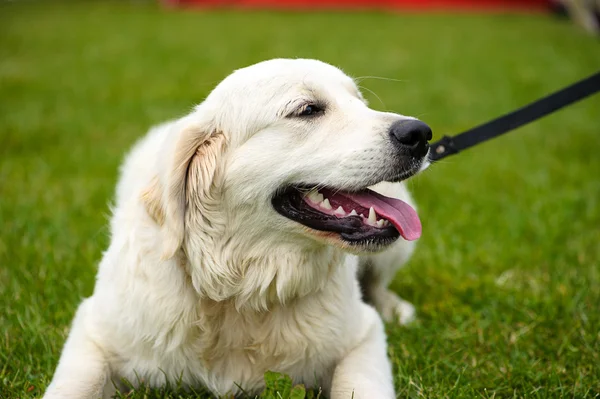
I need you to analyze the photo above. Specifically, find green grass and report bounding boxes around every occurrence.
[1,1,599,398]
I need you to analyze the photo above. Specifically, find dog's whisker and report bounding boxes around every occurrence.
[358,85,386,110]
[412,112,431,119]
[354,76,408,84]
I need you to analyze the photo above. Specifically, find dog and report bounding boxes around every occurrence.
[43,58,431,399]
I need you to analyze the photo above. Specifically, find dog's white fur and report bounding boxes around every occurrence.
[44,59,423,399]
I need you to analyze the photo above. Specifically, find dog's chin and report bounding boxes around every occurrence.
[271,167,423,253]
[304,228,400,254]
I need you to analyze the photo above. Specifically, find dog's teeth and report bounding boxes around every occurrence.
[368,207,377,224]
[376,219,385,228]
[307,190,321,203]
[334,206,346,216]
[321,198,332,210]
[349,209,358,216]
[383,220,390,226]
[315,192,324,203]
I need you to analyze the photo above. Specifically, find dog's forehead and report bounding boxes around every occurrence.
[238,59,351,82]
[215,59,357,100]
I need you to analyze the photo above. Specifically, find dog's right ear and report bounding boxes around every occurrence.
[141,113,226,259]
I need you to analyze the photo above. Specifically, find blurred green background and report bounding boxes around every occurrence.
[1,1,599,398]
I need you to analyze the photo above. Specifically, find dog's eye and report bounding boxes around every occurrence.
[298,104,324,117]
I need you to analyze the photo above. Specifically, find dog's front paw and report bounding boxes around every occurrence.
[392,297,416,325]
[373,289,416,325]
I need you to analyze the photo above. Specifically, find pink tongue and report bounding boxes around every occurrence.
[345,189,422,241]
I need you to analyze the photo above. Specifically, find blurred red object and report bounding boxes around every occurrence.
[164,0,550,12]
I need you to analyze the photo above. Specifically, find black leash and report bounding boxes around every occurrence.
[429,71,600,162]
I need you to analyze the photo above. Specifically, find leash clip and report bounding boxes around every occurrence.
[429,135,459,162]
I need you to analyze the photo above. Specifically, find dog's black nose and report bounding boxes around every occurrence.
[389,119,432,158]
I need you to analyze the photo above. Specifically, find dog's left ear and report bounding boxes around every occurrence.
[143,113,227,259]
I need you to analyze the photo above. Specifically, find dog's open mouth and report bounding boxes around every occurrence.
[272,186,421,247]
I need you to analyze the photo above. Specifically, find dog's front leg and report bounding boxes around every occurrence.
[44,299,110,399]
[330,304,395,399]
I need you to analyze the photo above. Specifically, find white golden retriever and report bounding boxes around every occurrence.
[44,59,432,399]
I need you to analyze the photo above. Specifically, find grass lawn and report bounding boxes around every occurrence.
[1,1,599,398]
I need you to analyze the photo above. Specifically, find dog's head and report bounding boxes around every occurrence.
[150,59,431,262]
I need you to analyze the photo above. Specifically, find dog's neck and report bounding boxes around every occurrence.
[182,231,346,311]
